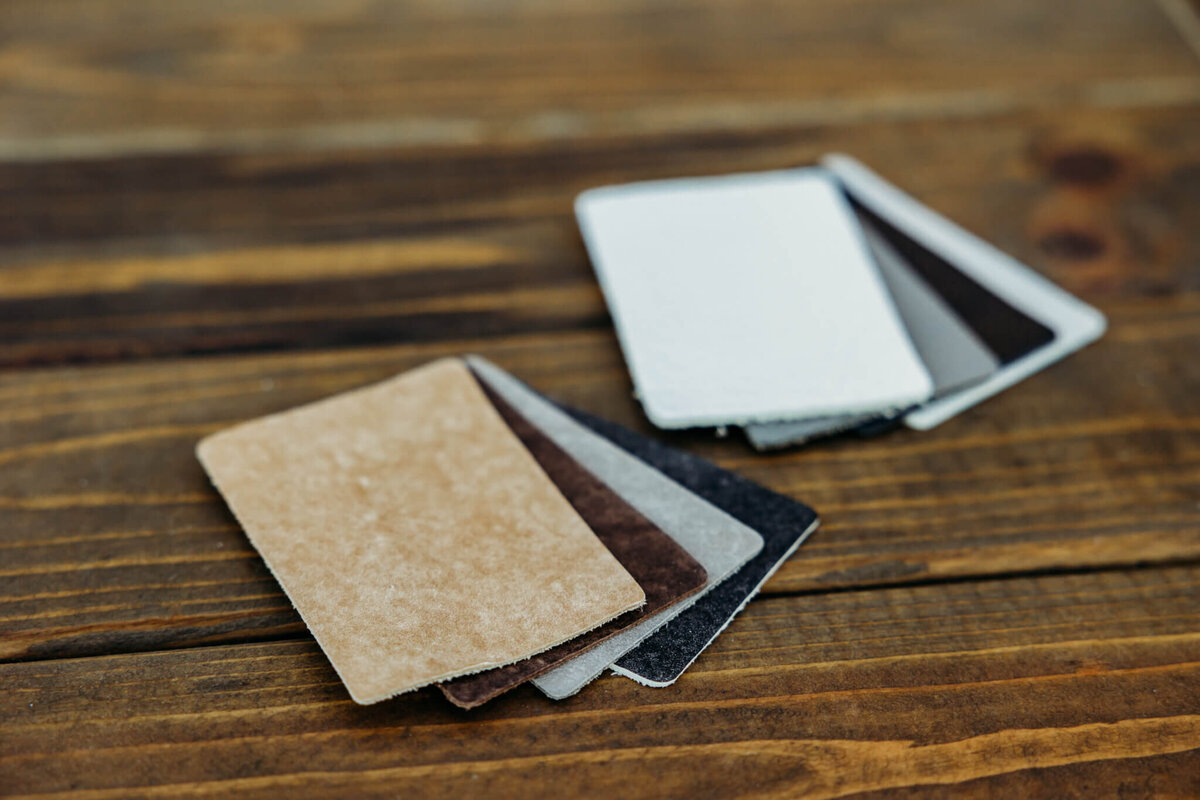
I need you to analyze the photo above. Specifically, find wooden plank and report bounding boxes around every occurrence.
[1,290,1197,660]
[0,0,1195,161]
[2,565,1198,798]
[3,1,1196,792]
[1,102,1198,368]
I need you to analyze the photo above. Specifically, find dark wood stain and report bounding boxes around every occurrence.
[1048,147,1124,188]
[1038,228,1109,260]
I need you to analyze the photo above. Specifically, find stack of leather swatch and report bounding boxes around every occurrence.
[198,357,819,708]
[575,155,1107,450]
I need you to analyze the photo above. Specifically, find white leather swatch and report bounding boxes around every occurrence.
[467,357,764,699]
[576,168,933,428]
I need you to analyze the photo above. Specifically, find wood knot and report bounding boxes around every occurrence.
[1046,147,1123,188]
[1037,229,1107,261]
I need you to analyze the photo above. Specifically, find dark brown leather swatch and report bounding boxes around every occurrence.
[439,376,709,709]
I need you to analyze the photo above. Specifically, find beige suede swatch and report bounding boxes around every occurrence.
[196,358,645,705]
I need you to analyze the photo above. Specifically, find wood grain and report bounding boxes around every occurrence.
[2,102,1198,368]
[3,565,1198,798]
[1,300,1197,662]
[3,0,1199,794]
[1,0,1196,161]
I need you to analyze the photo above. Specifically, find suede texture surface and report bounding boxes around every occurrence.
[439,380,708,708]
[465,356,763,700]
[196,358,645,704]
[556,406,821,686]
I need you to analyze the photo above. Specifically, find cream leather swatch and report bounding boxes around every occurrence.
[197,358,645,705]
[466,357,764,699]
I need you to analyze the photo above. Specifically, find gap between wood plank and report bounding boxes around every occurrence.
[2,76,1198,164]
[760,554,1200,600]
[6,556,1197,668]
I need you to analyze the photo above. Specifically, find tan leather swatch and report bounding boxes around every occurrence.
[196,358,645,705]
[438,376,708,708]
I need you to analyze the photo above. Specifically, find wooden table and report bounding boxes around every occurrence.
[2,1,1199,796]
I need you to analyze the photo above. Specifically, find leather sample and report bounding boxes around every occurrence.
[744,411,883,451]
[823,154,1106,431]
[861,220,1000,391]
[465,357,763,700]
[439,379,708,709]
[744,215,1001,450]
[850,198,1053,366]
[575,168,933,428]
[553,406,820,687]
[196,358,645,705]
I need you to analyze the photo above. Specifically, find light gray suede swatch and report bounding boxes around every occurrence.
[467,356,764,699]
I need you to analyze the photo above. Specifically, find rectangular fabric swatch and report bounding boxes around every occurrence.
[438,379,708,709]
[576,169,933,428]
[823,154,1107,430]
[196,358,645,705]
[744,211,1001,450]
[743,411,885,451]
[555,405,820,686]
[862,219,1001,394]
[850,200,1055,367]
[465,357,764,699]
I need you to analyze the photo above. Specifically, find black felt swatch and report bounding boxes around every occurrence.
[561,405,821,685]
